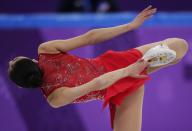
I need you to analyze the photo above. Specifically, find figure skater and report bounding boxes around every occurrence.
[8,5,188,131]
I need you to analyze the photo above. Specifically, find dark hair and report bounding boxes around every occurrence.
[8,58,43,88]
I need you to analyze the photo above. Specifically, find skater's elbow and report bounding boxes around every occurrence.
[48,97,70,108]
[47,96,61,108]
[48,101,60,108]
[47,91,71,108]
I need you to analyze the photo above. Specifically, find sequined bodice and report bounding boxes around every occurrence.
[38,52,107,103]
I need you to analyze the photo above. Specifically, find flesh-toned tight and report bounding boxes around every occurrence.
[113,38,188,131]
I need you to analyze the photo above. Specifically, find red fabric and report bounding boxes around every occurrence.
[38,48,150,129]
[38,51,107,103]
[97,49,150,129]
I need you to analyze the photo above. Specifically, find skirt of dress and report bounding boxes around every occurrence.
[97,48,151,129]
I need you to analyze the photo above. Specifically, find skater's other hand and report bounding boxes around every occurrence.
[130,5,157,29]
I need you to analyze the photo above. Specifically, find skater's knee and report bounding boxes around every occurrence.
[165,38,189,59]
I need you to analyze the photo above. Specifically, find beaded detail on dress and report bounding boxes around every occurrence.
[38,52,107,103]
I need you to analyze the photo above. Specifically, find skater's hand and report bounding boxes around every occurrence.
[130,5,157,29]
[126,58,150,78]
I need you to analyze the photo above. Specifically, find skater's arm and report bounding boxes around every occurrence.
[38,6,156,53]
[47,59,149,108]
[79,5,156,45]
[47,68,128,108]
[38,31,93,54]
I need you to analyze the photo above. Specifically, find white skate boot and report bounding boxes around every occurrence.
[142,44,176,67]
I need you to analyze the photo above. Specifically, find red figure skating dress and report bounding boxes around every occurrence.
[38,48,150,129]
